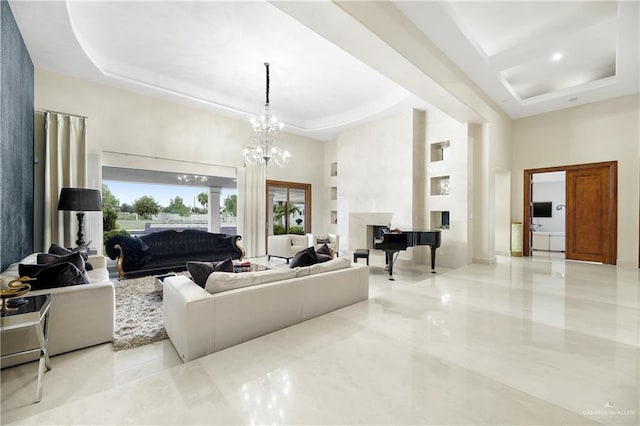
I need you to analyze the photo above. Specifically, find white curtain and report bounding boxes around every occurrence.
[43,112,88,249]
[239,163,266,258]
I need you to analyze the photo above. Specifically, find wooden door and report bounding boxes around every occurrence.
[565,163,617,264]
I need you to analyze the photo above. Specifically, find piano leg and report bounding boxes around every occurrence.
[430,246,437,273]
[387,251,396,280]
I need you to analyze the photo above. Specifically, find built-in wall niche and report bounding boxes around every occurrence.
[430,210,450,230]
[330,162,338,177]
[430,176,450,196]
[430,140,450,162]
[330,187,337,200]
[330,210,338,224]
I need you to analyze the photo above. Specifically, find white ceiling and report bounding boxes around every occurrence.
[395,0,638,118]
[9,0,639,140]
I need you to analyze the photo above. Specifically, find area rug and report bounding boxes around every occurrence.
[113,275,168,351]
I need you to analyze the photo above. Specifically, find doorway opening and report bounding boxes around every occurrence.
[530,171,566,258]
[523,161,617,264]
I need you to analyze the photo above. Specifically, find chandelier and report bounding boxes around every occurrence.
[243,62,291,167]
[177,174,208,184]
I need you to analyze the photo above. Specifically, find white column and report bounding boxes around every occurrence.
[471,122,496,264]
[208,186,222,233]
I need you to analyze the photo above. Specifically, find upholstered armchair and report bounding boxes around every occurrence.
[313,233,339,256]
[267,234,314,263]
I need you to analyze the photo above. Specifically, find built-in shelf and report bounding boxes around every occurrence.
[330,210,338,225]
[430,176,450,196]
[430,210,450,230]
[330,162,338,177]
[430,140,450,162]
[330,187,337,201]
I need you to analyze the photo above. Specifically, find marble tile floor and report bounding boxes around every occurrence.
[1,255,638,425]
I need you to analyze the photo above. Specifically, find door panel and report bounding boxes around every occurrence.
[566,165,615,264]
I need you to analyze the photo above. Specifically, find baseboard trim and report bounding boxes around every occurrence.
[472,256,497,265]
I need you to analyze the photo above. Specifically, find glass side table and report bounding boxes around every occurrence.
[1,294,52,403]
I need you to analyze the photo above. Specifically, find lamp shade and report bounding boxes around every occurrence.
[57,188,102,212]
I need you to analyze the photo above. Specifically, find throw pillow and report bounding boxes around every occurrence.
[215,258,234,273]
[48,243,93,271]
[316,243,332,256]
[187,258,236,288]
[289,246,318,268]
[315,243,333,263]
[316,238,330,244]
[36,251,86,272]
[186,261,215,288]
[105,235,151,267]
[19,261,90,289]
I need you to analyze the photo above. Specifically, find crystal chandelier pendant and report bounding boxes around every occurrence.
[243,63,291,167]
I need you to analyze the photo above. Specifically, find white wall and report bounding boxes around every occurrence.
[323,139,338,237]
[34,69,325,250]
[512,94,640,267]
[425,108,470,268]
[494,170,511,255]
[336,110,413,262]
[335,106,472,269]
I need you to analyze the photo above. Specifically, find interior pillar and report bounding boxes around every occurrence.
[208,186,222,233]
[471,123,496,264]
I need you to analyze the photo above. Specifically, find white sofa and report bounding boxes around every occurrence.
[1,253,115,367]
[267,233,314,262]
[163,257,369,362]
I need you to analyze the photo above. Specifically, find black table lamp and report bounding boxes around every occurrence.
[57,187,102,247]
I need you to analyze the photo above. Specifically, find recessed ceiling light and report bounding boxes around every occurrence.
[569,97,578,102]
[551,52,564,62]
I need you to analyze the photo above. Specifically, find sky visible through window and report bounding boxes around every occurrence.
[103,180,235,209]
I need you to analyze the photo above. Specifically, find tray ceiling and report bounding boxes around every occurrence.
[9,0,639,138]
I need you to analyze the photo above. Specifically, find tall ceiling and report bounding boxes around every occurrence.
[9,0,639,141]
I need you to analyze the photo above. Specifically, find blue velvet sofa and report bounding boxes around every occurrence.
[105,229,244,279]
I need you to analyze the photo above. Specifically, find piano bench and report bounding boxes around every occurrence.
[353,249,370,265]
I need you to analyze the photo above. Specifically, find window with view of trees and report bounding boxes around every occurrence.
[266,180,311,237]
[101,182,237,243]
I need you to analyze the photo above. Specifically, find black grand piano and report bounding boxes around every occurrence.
[373,226,441,280]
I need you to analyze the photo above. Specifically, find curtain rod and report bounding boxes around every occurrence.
[35,109,88,119]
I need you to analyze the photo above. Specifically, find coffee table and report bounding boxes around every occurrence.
[233,262,269,273]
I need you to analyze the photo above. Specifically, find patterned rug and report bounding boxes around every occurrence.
[113,275,168,351]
